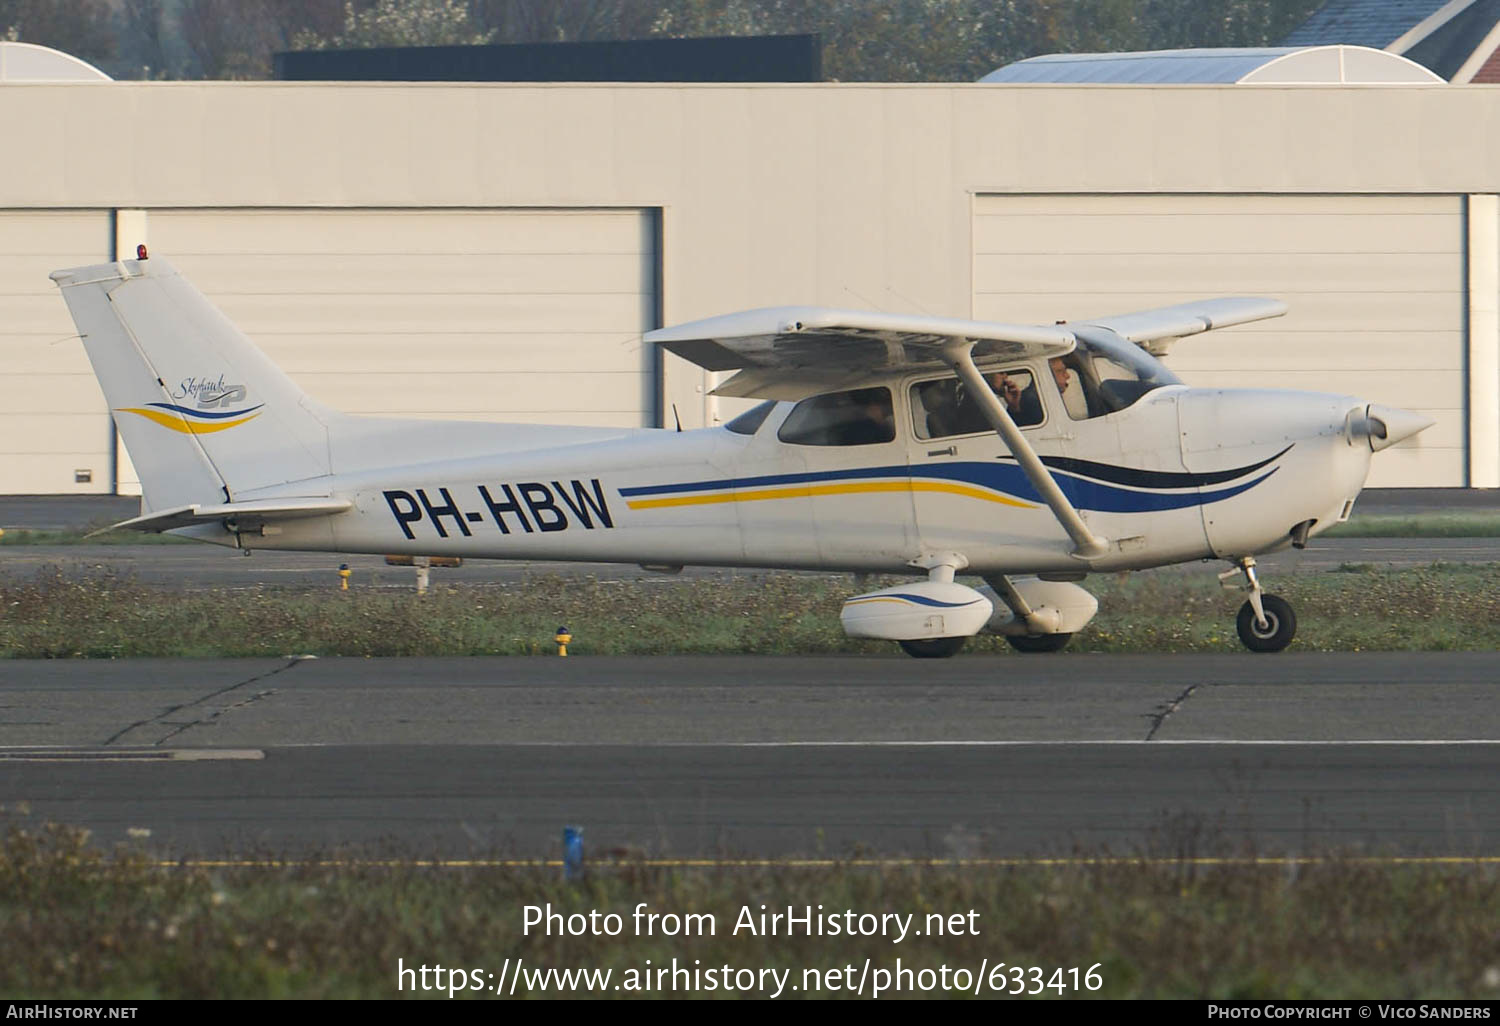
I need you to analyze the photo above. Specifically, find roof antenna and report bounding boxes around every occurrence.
[671,403,683,432]
[885,286,931,315]
[842,285,885,311]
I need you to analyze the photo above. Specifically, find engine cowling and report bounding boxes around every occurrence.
[840,580,993,641]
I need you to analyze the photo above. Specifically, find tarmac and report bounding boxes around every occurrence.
[4,653,1500,858]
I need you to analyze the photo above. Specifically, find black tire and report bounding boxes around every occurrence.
[1005,632,1073,653]
[898,636,967,659]
[1236,594,1296,653]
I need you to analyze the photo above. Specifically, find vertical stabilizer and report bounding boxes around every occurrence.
[51,258,335,512]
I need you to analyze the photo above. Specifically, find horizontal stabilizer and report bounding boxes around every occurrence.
[90,497,352,536]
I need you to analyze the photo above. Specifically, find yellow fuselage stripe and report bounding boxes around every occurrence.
[118,407,261,435]
[626,480,1034,511]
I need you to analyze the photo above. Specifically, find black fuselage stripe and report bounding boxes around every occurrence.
[998,444,1293,490]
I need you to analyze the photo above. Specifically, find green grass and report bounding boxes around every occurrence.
[5,816,1500,998]
[3,563,1500,657]
[1323,512,1500,538]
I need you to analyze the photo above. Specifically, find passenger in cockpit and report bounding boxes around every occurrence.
[989,371,1042,426]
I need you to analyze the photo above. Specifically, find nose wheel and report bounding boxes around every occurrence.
[1223,557,1297,653]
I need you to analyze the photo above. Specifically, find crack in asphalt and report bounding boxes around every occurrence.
[1145,684,1199,742]
[101,657,308,746]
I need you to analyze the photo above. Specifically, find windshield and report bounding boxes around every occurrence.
[1056,328,1182,419]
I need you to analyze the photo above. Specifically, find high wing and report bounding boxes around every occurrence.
[646,306,1076,400]
[1081,297,1287,356]
[89,497,353,537]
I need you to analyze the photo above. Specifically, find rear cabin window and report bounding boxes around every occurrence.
[724,400,776,435]
[777,387,895,446]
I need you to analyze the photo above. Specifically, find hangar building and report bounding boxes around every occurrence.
[2,42,1498,494]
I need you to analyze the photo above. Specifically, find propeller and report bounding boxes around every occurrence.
[1348,403,1435,452]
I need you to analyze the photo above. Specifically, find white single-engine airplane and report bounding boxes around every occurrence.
[52,253,1433,657]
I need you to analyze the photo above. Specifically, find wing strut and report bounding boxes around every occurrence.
[940,341,1109,560]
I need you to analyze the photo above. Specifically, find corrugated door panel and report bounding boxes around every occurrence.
[148,208,657,427]
[973,194,1465,487]
[0,211,113,494]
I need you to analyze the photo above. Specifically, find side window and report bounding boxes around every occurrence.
[724,400,777,436]
[1048,355,1102,421]
[777,387,895,446]
[910,368,1043,440]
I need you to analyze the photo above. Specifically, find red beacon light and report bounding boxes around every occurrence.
[136,244,148,260]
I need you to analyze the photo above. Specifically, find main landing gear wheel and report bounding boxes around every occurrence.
[1005,632,1073,654]
[1236,593,1296,653]
[898,636,967,659]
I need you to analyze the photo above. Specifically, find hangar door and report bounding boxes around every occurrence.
[0,211,115,494]
[148,207,659,431]
[973,195,1464,487]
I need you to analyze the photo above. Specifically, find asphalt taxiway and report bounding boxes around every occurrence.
[3,654,1500,858]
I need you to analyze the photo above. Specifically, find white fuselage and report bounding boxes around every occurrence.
[210,371,1376,576]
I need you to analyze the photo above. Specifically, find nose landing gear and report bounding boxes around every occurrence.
[1222,556,1296,652]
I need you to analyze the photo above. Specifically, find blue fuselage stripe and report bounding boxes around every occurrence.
[146,402,265,420]
[855,593,985,608]
[619,461,1279,513]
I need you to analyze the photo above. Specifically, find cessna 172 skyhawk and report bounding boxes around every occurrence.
[52,253,1432,657]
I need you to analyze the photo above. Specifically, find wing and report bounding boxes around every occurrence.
[646,306,1076,400]
[1081,297,1287,356]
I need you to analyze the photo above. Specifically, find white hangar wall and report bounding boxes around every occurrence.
[0,210,116,493]
[130,208,658,493]
[973,193,1468,486]
[1,81,1498,493]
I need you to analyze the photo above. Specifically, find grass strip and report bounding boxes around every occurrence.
[3,562,1499,657]
[1323,513,1500,538]
[3,818,1500,998]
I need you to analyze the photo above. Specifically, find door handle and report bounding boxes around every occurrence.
[926,446,957,457]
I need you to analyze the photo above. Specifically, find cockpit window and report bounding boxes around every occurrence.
[1053,331,1182,421]
[911,368,1043,440]
[724,400,776,436]
[777,387,895,446]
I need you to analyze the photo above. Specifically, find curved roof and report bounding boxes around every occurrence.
[0,42,111,82]
[980,45,1443,84]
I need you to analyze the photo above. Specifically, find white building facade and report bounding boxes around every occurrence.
[3,80,1498,492]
